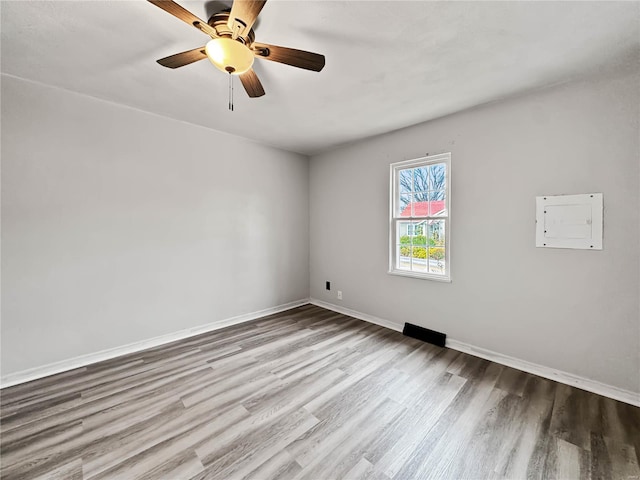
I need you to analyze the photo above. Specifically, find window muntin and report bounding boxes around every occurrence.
[389,153,451,281]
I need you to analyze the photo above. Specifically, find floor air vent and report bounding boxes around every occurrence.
[402,323,446,347]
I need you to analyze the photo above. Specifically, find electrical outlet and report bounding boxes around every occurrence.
[337,290,343,300]
[326,281,331,290]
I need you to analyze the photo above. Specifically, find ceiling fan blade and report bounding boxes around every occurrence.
[239,69,265,98]
[147,0,218,38]
[252,43,325,72]
[157,47,207,68]
[227,0,267,39]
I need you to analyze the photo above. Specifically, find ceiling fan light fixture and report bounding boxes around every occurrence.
[205,37,254,74]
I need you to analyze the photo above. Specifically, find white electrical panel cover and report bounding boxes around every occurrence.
[535,193,603,250]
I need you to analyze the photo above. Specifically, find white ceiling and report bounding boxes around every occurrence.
[2,1,639,155]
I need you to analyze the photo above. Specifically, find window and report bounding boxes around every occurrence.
[389,153,451,281]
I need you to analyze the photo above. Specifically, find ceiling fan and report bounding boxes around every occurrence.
[147,0,325,99]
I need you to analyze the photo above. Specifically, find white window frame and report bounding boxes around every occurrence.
[389,153,451,282]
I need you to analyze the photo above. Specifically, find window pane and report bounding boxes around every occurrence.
[401,221,425,239]
[413,166,429,194]
[397,221,412,270]
[410,198,428,217]
[399,168,412,194]
[427,219,446,275]
[429,191,447,216]
[398,221,412,242]
[411,246,428,273]
[397,243,411,270]
[428,163,447,191]
[429,189,446,201]
[428,219,446,246]
[398,194,412,217]
[428,245,446,275]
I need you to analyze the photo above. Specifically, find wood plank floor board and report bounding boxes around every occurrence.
[79,354,213,402]
[390,364,505,479]
[241,368,347,418]
[287,376,406,469]
[201,408,319,479]
[31,458,83,480]
[136,449,205,480]
[268,346,346,380]
[291,398,405,480]
[237,448,303,480]
[550,384,602,452]
[80,399,189,467]
[0,360,150,416]
[491,376,556,479]
[305,361,401,421]
[454,391,523,479]
[494,365,529,397]
[390,349,461,407]
[180,367,278,409]
[6,400,186,480]
[603,435,640,480]
[0,392,83,433]
[364,372,466,469]
[82,402,248,479]
[1,420,84,473]
[1,366,214,449]
[555,437,590,480]
[1,305,639,480]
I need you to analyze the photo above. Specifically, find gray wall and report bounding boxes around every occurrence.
[309,71,640,393]
[1,75,310,375]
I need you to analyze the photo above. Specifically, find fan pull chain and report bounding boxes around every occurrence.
[228,73,234,111]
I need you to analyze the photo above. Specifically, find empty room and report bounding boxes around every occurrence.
[1,0,639,479]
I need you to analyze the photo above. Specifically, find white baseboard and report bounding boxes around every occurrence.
[0,299,310,389]
[309,298,640,407]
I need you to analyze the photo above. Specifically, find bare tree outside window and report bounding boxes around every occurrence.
[399,163,446,201]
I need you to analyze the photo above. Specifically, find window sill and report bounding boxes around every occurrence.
[388,269,452,283]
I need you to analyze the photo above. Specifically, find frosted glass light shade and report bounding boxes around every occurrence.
[205,38,254,75]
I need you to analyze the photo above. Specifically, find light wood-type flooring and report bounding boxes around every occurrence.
[1,304,639,479]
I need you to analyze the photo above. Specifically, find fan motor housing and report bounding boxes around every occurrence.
[208,12,256,46]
